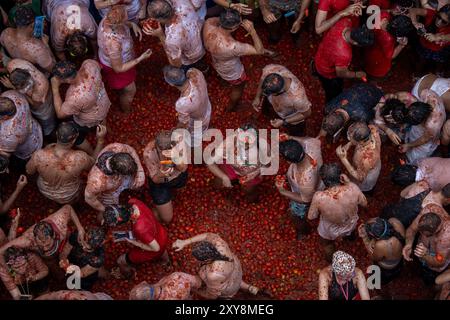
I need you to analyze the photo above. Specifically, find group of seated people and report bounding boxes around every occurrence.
[0,0,449,300]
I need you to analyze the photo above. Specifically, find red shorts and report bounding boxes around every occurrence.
[99,61,137,90]
[127,231,168,264]
[219,164,262,188]
[228,71,248,86]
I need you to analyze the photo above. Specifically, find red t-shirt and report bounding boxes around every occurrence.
[315,18,353,79]
[420,9,450,52]
[129,198,167,250]
[318,0,359,27]
[364,13,396,77]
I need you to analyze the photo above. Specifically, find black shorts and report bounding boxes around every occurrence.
[379,260,403,285]
[420,263,442,286]
[73,122,95,146]
[149,171,188,205]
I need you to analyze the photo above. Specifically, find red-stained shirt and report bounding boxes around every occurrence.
[318,0,350,16]
[129,198,167,251]
[420,9,450,52]
[364,13,396,77]
[315,18,353,79]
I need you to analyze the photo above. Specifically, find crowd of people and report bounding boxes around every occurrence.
[0,0,449,300]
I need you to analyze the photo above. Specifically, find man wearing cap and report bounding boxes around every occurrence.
[252,64,312,136]
[203,9,267,112]
[26,122,107,205]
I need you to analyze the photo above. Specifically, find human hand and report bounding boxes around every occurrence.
[270,119,284,128]
[230,3,252,15]
[0,76,14,89]
[16,175,28,189]
[414,243,428,258]
[130,22,143,41]
[403,244,413,261]
[96,124,107,141]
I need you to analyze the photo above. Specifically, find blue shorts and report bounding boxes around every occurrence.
[289,201,309,219]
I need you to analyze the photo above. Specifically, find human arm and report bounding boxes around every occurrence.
[109,46,152,73]
[291,0,311,33]
[214,0,252,15]
[94,0,123,10]
[441,120,450,146]
[307,193,321,220]
[414,242,448,269]
[355,268,370,300]
[240,20,264,55]
[399,129,434,153]
[403,215,420,261]
[259,0,277,24]
[335,66,366,79]
[0,175,27,215]
[92,125,107,159]
[318,269,330,300]
[173,233,222,251]
[315,3,364,35]
[358,224,376,256]
[126,238,160,252]
[392,37,408,59]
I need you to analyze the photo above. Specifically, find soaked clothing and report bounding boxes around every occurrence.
[152,272,202,300]
[416,157,450,192]
[411,75,450,99]
[31,92,55,136]
[0,91,43,159]
[61,59,111,128]
[98,19,135,69]
[325,83,384,123]
[44,0,90,20]
[98,0,143,23]
[405,93,445,165]
[49,0,97,53]
[381,190,430,228]
[328,272,359,301]
[261,64,312,121]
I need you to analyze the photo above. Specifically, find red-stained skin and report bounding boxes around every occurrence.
[0,22,438,300]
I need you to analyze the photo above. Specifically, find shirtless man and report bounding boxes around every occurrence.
[400,90,446,165]
[163,65,211,148]
[85,143,145,217]
[205,123,268,202]
[358,217,405,284]
[252,64,312,136]
[1,59,56,136]
[144,0,206,71]
[49,0,98,60]
[129,272,202,300]
[336,122,382,193]
[403,206,450,285]
[0,6,55,73]
[411,74,450,112]
[51,60,111,155]
[144,130,188,224]
[276,135,323,239]
[36,290,113,300]
[0,205,87,282]
[203,10,266,111]
[0,90,43,161]
[308,163,367,261]
[26,122,106,205]
[172,233,261,299]
[95,0,147,23]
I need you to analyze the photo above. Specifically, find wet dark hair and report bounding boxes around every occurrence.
[418,212,442,234]
[350,26,375,47]
[322,112,346,136]
[110,153,138,175]
[15,6,35,27]
[0,155,9,173]
[33,221,55,239]
[382,98,407,124]
[87,227,106,249]
[52,61,77,79]
[405,102,432,125]
[103,204,132,227]
[219,9,241,30]
[441,183,450,198]
[4,246,27,265]
[349,122,370,142]
[156,130,176,150]
[438,4,450,17]
[56,121,79,144]
[0,97,17,118]
[147,0,174,20]
[280,140,305,163]
[192,241,232,263]
[163,65,187,87]
[391,164,417,187]
[66,32,88,57]
[320,163,342,188]
[387,15,414,37]
[262,73,285,96]
[10,68,32,90]
[365,218,404,243]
